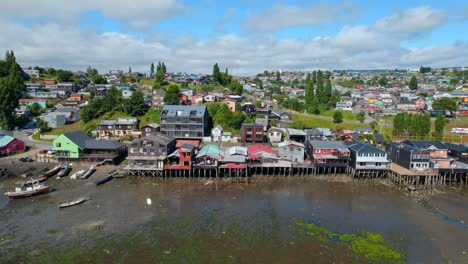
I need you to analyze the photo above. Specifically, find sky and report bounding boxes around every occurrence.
[0,0,467,76]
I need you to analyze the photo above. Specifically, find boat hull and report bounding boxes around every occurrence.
[5,185,53,199]
[80,167,96,179]
[95,175,113,185]
[58,197,89,208]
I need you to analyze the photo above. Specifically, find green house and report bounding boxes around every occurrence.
[53,130,126,162]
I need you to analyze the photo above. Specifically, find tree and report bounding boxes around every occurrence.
[150,63,155,74]
[378,76,388,87]
[409,75,418,90]
[432,97,457,111]
[38,119,50,133]
[163,84,180,105]
[333,110,343,123]
[162,62,167,74]
[124,91,147,116]
[324,80,332,107]
[28,102,42,116]
[370,120,378,132]
[0,51,24,129]
[92,74,107,84]
[212,63,221,85]
[229,81,243,95]
[128,66,132,73]
[356,111,365,123]
[57,70,73,82]
[434,114,446,137]
[276,71,280,81]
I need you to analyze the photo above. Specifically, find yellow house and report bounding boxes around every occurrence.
[225,100,236,112]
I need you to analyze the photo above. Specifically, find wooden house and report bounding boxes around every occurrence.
[401,140,451,168]
[305,140,350,167]
[0,136,25,155]
[195,144,220,167]
[278,140,305,163]
[345,141,388,170]
[126,134,176,168]
[443,142,468,163]
[141,123,160,137]
[386,142,430,170]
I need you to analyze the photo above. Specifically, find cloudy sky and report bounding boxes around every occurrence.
[1,0,467,75]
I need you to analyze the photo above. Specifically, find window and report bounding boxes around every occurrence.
[55,143,61,147]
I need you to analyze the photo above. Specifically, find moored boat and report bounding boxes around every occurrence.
[80,166,96,179]
[4,183,53,199]
[109,170,125,178]
[70,170,84,179]
[95,175,113,185]
[57,164,72,178]
[58,197,90,208]
[23,175,48,186]
[43,165,62,178]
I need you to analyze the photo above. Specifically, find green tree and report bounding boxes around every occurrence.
[162,62,167,74]
[57,70,73,82]
[229,81,243,95]
[356,111,365,123]
[409,75,418,90]
[370,120,378,132]
[212,63,221,85]
[378,76,388,87]
[276,71,280,81]
[0,51,24,129]
[434,114,446,137]
[163,84,180,105]
[324,80,332,106]
[129,66,132,73]
[333,110,343,123]
[432,97,457,111]
[124,91,147,116]
[150,63,155,74]
[92,74,107,84]
[38,119,50,133]
[28,102,42,116]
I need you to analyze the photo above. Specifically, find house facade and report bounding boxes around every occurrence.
[160,105,209,139]
[345,141,388,170]
[278,140,305,162]
[444,142,468,163]
[152,89,166,108]
[306,140,350,167]
[386,143,430,170]
[268,127,283,144]
[0,136,25,155]
[98,117,139,138]
[126,134,176,168]
[241,123,263,143]
[141,123,160,137]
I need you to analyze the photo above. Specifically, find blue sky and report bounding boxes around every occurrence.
[0,0,467,75]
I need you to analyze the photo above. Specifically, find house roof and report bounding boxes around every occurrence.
[161,105,207,118]
[0,136,15,147]
[143,123,160,129]
[247,144,277,160]
[132,134,175,145]
[375,134,384,142]
[197,144,220,159]
[278,140,305,148]
[402,140,447,150]
[345,141,385,154]
[286,128,307,136]
[98,120,117,126]
[227,146,247,156]
[443,142,468,152]
[308,140,349,151]
[0,130,13,137]
[63,130,124,150]
[220,155,246,163]
[176,139,200,149]
[56,108,79,113]
[180,144,195,151]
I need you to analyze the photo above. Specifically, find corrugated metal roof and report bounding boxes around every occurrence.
[161,105,207,118]
[197,144,220,159]
[308,140,348,150]
[0,136,14,147]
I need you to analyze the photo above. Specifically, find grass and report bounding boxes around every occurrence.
[321,109,357,121]
[291,114,369,130]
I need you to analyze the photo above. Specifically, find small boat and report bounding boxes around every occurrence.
[95,175,113,185]
[43,165,62,178]
[58,197,90,208]
[109,170,125,178]
[4,183,53,199]
[70,170,84,180]
[56,164,72,179]
[23,175,48,186]
[80,166,96,179]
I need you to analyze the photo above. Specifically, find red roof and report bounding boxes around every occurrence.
[176,139,200,149]
[247,144,277,159]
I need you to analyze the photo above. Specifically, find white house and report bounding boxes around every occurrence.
[211,125,231,142]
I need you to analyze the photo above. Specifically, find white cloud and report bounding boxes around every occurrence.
[0,0,186,28]
[243,2,361,33]
[2,20,467,76]
[374,6,448,34]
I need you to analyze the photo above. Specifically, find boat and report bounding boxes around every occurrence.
[70,170,84,180]
[43,165,62,178]
[80,166,96,179]
[56,164,72,178]
[109,170,125,178]
[23,175,48,186]
[58,197,90,208]
[4,183,53,199]
[95,175,113,185]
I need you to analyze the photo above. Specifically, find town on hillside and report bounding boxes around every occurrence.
[0,51,468,191]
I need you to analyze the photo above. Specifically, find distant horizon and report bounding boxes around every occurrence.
[1,1,467,75]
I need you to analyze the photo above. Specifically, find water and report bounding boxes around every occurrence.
[1,176,467,263]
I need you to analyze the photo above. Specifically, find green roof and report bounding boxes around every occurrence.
[0,136,14,147]
[196,144,220,159]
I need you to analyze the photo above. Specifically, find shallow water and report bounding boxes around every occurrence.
[0,176,467,263]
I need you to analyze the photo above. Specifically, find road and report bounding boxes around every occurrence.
[14,129,52,149]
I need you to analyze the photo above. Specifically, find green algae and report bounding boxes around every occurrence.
[296,220,404,263]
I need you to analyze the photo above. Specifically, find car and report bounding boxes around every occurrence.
[19,157,33,162]
[47,149,56,155]
[24,132,32,136]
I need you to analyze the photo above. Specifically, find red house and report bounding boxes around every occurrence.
[247,144,278,164]
[0,136,25,155]
[165,141,196,170]
[178,93,189,105]
[305,140,350,167]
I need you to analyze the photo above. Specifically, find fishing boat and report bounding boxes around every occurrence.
[94,175,113,185]
[43,165,62,178]
[4,183,53,199]
[70,170,84,179]
[56,164,72,179]
[80,166,96,179]
[58,197,90,208]
[23,175,48,186]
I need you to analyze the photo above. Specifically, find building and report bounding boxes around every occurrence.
[23,69,40,78]
[444,142,468,163]
[241,123,264,143]
[225,100,237,112]
[165,141,196,170]
[126,134,176,168]
[53,131,126,163]
[160,105,209,139]
[98,117,139,138]
[247,144,279,164]
[386,143,430,170]
[152,89,166,108]
[401,140,451,168]
[40,112,67,128]
[196,144,220,167]
[286,128,307,142]
[15,106,31,116]
[44,79,56,85]
[219,146,247,169]
[191,93,204,104]
[268,127,283,145]
[0,136,25,155]
[68,93,83,101]
[55,108,80,122]
[345,141,388,170]
[278,140,305,162]
[141,123,160,137]
[305,140,350,167]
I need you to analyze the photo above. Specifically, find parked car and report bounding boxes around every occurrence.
[19,157,33,162]
[47,149,56,155]
[24,132,32,136]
